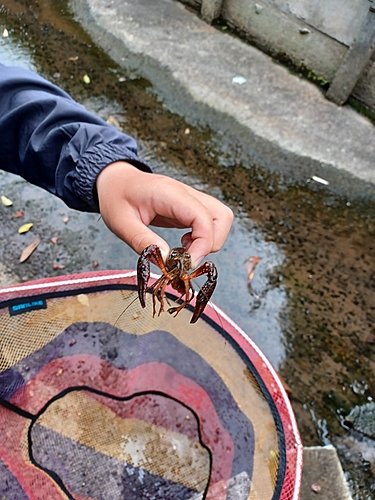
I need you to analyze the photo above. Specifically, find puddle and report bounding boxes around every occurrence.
[0,0,375,496]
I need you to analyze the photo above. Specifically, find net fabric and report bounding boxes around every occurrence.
[0,271,302,500]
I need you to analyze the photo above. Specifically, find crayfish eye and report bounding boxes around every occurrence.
[169,250,178,259]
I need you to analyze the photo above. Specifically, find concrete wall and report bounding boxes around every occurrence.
[270,0,369,46]
[179,0,375,112]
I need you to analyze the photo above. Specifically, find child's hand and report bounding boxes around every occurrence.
[96,161,233,267]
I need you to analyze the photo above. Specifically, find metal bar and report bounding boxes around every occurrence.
[326,7,375,105]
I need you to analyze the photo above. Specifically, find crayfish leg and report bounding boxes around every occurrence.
[167,279,194,317]
[154,278,171,317]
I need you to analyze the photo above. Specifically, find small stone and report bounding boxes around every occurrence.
[311,484,321,493]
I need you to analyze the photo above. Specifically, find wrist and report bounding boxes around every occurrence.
[96,161,141,197]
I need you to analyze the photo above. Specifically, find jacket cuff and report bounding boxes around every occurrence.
[72,142,152,211]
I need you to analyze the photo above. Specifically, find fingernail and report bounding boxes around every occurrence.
[192,256,205,268]
[160,247,170,262]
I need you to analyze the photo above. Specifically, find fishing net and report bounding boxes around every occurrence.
[0,270,302,500]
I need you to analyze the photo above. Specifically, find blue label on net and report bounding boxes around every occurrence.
[9,299,47,316]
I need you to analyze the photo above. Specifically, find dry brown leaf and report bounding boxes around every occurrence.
[15,210,24,218]
[245,256,261,283]
[245,256,261,299]
[19,238,41,263]
[106,115,122,130]
[53,263,65,270]
[276,371,292,397]
[92,261,99,268]
[50,236,59,244]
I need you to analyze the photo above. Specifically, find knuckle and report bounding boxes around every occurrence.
[130,233,151,254]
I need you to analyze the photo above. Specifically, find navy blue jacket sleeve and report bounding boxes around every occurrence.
[0,63,152,212]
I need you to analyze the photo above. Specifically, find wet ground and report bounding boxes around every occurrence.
[0,0,374,497]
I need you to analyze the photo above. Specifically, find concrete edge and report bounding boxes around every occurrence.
[301,445,353,500]
[69,0,375,202]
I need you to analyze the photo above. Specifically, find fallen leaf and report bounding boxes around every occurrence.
[52,263,65,270]
[18,223,33,234]
[50,236,59,244]
[92,261,99,268]
[77,294,89,307]
[63,217,69,223]
[19,237,41,263]
[83,74,90,84]
[245,256,261,299]
[245,256,261,282]
[106,115,122,130]
[1,195,13,206]
[68,56,79,61]
[15,210,24,218]
[311,175,329,186]
[276,372,292,397]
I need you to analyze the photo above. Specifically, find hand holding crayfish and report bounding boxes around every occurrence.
[96,161,233,268]
[137,245,218,323]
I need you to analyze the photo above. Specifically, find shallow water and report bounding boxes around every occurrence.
[0,0,375,496]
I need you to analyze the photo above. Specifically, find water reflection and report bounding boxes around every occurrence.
[0,27,36,70]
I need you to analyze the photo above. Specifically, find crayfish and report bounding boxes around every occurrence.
[137,245,218,323]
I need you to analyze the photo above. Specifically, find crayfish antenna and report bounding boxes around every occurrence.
[113,292,139,327]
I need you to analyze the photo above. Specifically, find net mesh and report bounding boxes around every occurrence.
[0,271,302,500]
